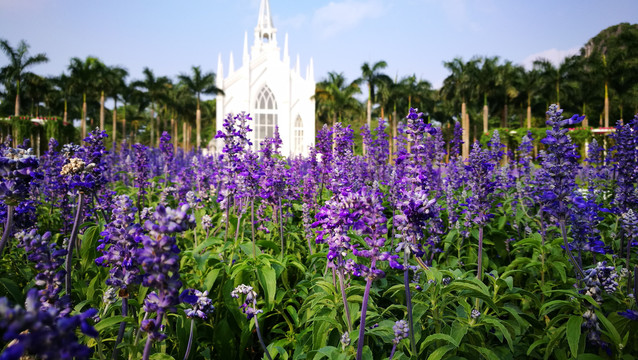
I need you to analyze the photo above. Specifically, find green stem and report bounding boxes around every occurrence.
[0,205,15,257]
[254,310,272,360]
[65,193,85,296]
[477,225,484,281]
[338,266,353,333]
[356,271,374,360]
[403,252,417,357]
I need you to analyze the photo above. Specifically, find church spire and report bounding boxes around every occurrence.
[254,0,277,47]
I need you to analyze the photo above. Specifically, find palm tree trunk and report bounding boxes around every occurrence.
[366,97,372,128]
[461,102,469,159]
[582,103,588,128]
[182,120,187,151]
[82,93,87,139]
[171,117,176,151]
[100,91,105,130]
[64,99,68,124]
[527,97,532,128]
[503,103,509,128]
[112,99,118,145]
[392,108,398,163]
[150,106,155,147]
[483,104,488,134]
[14,91,20,116]
[604,82,609,127]
[156,115,160,148]
[196,109,202,150]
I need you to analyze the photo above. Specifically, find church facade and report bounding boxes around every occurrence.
[214,0,315,156]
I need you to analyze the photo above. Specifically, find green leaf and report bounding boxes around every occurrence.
[313,346,338,360]
[595,310,621,346]
[94,315,130,332]
[482,317,514,351]
[450,321,468,344]
[427,344,456,360]
[80,225,101,269]
[576,354,605,360]
[257,265,277,307]
[0,277,23,303]
[421,333,459,350]
[204,268,221,291]
[566,315,583,358]
[149,354,175,360]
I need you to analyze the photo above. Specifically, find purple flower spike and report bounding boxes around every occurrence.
[231,284,263,319]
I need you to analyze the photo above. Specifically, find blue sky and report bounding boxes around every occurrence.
[1,0,637,95]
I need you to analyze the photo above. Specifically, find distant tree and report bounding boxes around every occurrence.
[315,72,362,129]
[360,61,390,128]
[133,68,171,147]
[0,39,49,116]
[177,66,223,149]
[68,56,103,138]
[495,60,519,128]
[475,56,499,133]
[104,66,128,145]
[515,67,541,128]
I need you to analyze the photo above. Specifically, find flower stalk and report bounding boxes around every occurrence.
[0,205,14,257]
[65,192,85,296]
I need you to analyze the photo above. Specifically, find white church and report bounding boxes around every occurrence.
[214,0,316,156]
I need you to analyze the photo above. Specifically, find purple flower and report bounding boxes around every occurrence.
[231,284,263,319]
[392,320,409,344]
[180,289,214,319]
[0,289,98,360]
[16,230,71,315]
[582,261,619,304]
[537,105,584,219]
[618,309,638,321]
[0,147,39,206]
[95,195,143,292]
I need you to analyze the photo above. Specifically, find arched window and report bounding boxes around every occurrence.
[294,115,304,154]
[254,85,277,150]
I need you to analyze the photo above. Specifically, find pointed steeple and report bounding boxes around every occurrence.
[254,0,277,47]
[229,52,235,74]
[216,53,223,87]
[308,57,314,82]
[242,31,249,66]
[295,54,300,74]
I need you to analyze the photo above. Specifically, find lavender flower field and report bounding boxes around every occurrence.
[1,105,638,360]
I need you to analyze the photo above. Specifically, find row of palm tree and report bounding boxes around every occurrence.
[0,39,223,149]
[2,23,637,151]
[316,50,637,150]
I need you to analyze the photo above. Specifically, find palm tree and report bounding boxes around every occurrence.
[475,56,499,133]
[533,56,578,110]
[441,57,479,157]
[315,72,362,129]
[360,61,390,128]
[133,68,171,147]
[515,67,541,128]
[0,39,49,116]
[68,56,103,139]
[52,73,73,124]
[495,61,519,128]
[103,66,128,145]
[22,73,52,117]
[177,66,223,149]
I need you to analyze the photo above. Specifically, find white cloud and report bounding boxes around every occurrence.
[312,0,387,39]
[521,47,580,70]
[275,14,307,30]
